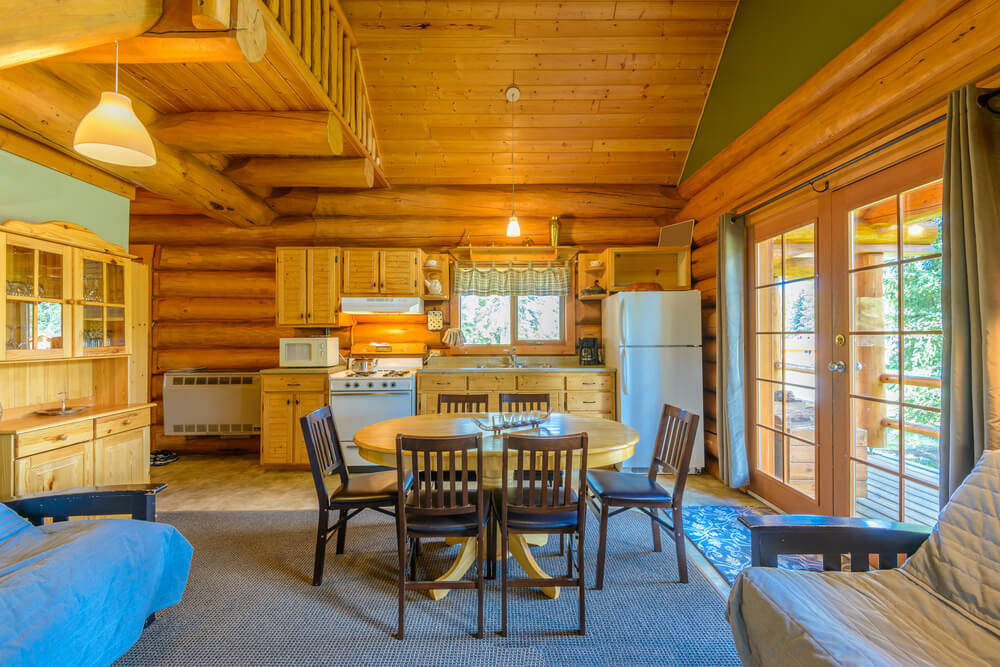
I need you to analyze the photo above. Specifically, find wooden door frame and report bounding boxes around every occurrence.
[746,197,835,515]
[829,146,945,517]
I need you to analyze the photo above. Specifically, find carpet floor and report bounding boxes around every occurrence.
[116,509,739,666]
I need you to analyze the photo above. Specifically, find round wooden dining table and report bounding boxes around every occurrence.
[353,412,639,600]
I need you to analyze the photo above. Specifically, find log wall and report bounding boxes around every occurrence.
[131,183,680,453]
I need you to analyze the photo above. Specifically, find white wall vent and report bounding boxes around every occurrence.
[164,371,261,437]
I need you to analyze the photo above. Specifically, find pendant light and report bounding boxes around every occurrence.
[505,85,521,237]
[73,41,156,167]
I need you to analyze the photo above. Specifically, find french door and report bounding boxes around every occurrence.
[748,148,944,522]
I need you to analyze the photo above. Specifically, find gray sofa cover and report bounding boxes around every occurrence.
[727,450,1000,666]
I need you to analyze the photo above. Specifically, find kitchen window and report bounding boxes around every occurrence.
[452,262,573,351]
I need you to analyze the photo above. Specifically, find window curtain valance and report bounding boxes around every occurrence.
[454,262,570,296]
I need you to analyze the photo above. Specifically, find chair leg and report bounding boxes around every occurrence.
[408,538,418,581]
[396,532,406,640]
[566,531,573,577]
[559,533,565,555]
[476,531,485,639]
[595,502,609,590]
[651,509,663,553]
[673,507,688,584]
[336,509,348,554]
[578,528,586,635]
[500,529,509,636]
[312,510,328,586]
[487,512,497,580]
[415,538,422,557]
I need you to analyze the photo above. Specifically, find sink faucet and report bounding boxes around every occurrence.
[504,347,519,368]
[57,392,67,412]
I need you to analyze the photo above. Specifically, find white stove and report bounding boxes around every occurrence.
[328,349,423,470]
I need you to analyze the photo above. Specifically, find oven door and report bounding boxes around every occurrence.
[329,391,414,444]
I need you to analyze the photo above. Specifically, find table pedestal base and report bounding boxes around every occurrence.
[429,534,559,600]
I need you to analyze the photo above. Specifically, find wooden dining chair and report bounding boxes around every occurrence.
[500,432,589,636]
[586,404,699,586]
[438,393,489,413]
[300,406,413,586]
[395,432,486,639]
[499,392,551,413]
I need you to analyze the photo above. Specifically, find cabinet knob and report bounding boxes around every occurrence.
[57,433,68,440]
[123,418,132,425]
[295,399,300,405]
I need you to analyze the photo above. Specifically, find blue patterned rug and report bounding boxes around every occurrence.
[682,505,822,585]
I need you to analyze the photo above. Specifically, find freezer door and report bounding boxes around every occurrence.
[618,346,705,470]
[617,291,703,347]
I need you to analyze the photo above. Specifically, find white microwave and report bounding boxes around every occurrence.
[279,337,340,368]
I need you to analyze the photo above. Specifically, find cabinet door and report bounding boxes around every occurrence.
[4,235,73,360]
[380,249,419,296]
[15,442,91,497]
[342,249,379,295]
[95,427,150,485]
[292,391,326,464]
[75,250,130,356]
[261,391,294,464]
[276,248,308,326]
[307,248,340,325]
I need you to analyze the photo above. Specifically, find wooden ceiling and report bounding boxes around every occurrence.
[341,1,737,185]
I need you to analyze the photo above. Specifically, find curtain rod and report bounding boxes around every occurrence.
[738,113,947,217]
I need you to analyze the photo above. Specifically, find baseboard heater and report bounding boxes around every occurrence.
[163,371,261,437]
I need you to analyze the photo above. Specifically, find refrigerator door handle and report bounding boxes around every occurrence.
[620,346,628,395]
[620,297,628,344]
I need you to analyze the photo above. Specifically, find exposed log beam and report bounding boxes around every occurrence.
[225,158,374,189]
[0,64,275,227]
[151,111,344,156]
[267,184,685,217]
[0,0,162,69]
[50,0,265,64]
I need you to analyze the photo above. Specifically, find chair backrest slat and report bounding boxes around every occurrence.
[300,406,349,510]
[502,433,588,521]
[396,433,483,519]
[499,393,551,413]
[648,403,700,508]
[438,393,489,414]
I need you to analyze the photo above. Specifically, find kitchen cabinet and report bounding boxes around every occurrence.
[276,247,348,327]
[260,372,329,467]
[577,246,691,298]
[3,233,73,360]
[342,248,419,297]
[0,405,153,500]
[74,250,131,356]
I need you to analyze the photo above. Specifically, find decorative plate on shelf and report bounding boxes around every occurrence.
[426,309,444,331]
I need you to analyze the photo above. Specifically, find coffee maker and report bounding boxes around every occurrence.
[578,337,601,366]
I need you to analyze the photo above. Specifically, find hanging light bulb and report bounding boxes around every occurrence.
[505,85,520,237]
[74,41,156,167]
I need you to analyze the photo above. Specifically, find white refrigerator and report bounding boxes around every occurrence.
[602,291,705,471]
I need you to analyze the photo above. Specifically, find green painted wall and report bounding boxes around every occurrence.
[0,149,130,249]
[681,0,903,183]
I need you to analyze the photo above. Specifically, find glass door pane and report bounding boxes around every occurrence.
[83,304,105,348]
[37,250,63,299]
[846,179,942,525]
[82,258,104,302]
[107,262,125,304]
[6,244,34,297]
[6,301,32,351]
[106,306,125,348]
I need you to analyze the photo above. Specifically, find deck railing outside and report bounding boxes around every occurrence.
[262,0,381,162]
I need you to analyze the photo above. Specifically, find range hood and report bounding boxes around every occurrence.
[340,296,424,315]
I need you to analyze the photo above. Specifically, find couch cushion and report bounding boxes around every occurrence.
[903,450,1000,632]
[728,566,1000,666]
[0,504,31,543]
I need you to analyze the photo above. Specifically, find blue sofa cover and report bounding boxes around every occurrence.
[0,504,192,666]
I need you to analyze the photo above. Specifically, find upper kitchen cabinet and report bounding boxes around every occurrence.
[276,247,349,327]
[3,232,73,360]
[1,220,134,361]
[342,249,420,297]
[74,250,131,356]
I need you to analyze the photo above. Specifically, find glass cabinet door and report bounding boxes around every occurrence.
[75,251,129,355]
[4,238,70,359]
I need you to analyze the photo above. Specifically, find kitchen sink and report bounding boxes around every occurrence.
[34,407,87,416]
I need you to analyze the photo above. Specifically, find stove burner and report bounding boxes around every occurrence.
[346,371,375,378]
[383,370,411,377]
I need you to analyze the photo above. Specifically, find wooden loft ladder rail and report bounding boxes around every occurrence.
[262,0,383,175]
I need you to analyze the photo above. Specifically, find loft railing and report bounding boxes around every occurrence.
[262,0,380,163]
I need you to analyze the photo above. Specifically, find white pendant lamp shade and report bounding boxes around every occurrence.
[506,214,521,237]
[74,91,156,167]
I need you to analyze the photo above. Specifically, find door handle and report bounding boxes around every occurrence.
[828,360,847,373]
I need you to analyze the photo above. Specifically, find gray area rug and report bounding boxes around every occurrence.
[116,510,739,666]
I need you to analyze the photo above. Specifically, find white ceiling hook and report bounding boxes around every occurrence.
[505,86,520,103]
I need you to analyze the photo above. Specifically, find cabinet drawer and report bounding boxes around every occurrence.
[16,420,93,458]
[566,391,613,413]
[467,373,516,391]
[261,375,326,392]
[566,373,613,391]
[515,374,565,391]
[568,411,615,422]
[419,374,467,390]
[95,409,151,438]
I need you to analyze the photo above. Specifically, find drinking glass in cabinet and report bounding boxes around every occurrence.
[83,258,104,302]
[83,304,104,347]
[6,301,32,350]
[6,244,34,297]
[37,250,63,299]
[106,306,125,348]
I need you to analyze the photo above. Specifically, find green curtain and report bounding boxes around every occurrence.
[941,85,1000,505]
[717,213,750,488]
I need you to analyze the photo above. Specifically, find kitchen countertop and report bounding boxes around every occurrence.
[0,403,155,435]
[259,365,346,375]
[418,366,613,373]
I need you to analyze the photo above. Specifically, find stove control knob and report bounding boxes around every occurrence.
[353,382,360,388]
[367,381,374,388]
[390,382,396,387]
[381,382,388,388]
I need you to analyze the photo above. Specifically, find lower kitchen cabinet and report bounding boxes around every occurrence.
[260,372,330,468]
[0,405,152,500]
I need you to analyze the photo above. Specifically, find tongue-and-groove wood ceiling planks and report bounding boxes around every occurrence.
[340,1,737,185]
